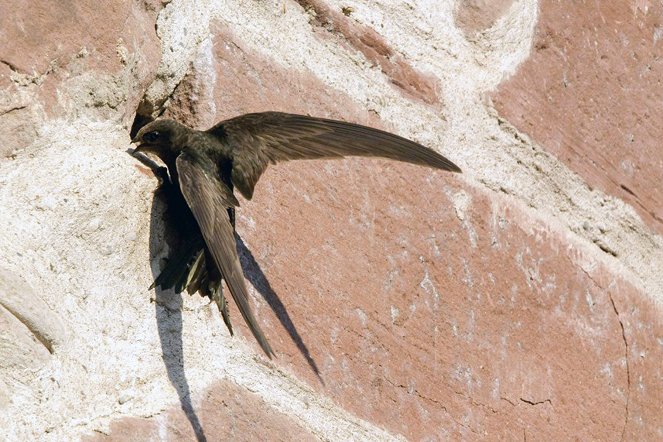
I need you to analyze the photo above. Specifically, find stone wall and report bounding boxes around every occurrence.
[0,0,661,440]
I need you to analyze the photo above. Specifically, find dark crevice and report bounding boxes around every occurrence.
[130,112,154,139]
[619,184,636,197]
[130,66,190,138]
[593,238,619,257]
[0,59,21,73]
[130,90,160,139]
[131,95,164,139]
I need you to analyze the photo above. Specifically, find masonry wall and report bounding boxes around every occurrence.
[0,1,661,440]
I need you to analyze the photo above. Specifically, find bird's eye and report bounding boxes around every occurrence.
[143,131,161,143]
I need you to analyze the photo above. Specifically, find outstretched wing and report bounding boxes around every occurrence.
[176,151,274,358]
[207,112,461,200]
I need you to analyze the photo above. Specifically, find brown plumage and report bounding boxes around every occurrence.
[132,111,461,358]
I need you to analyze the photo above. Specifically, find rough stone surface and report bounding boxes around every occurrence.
[239,163,662,439]
[0,270,65,407]
[0,0,662,441]
[0,267,66,410]
[455,0,516,34]
[493,1,663,235]
[86,380,316,441]
[0,0,161,156]
[0,268,66,354]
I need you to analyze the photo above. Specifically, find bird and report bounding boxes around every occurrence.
[132,111,461,358]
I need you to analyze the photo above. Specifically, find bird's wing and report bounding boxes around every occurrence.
[207,112,461,200]
[176,151,274,358]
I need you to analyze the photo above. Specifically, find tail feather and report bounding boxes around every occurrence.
[151,236,235,337]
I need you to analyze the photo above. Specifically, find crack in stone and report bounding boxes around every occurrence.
[519,397,552,407]
[593,238,619,257]
[381,377,488,434]
[0,303,55,354]
[0,105,27,117]
[580,265,631,439]
[449,388,499,414]
[609,293,630,441]
[0,59,21,73]
[502,395,552,408]
[500,396,517,406]
[1,56,60,86]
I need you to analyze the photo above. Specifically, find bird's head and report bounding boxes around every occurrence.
[132,119,188,162]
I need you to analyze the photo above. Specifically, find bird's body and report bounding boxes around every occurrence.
[133,112,461,357]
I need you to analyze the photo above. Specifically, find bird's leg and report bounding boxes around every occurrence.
[153,166,171,188]
[130,148,172,188]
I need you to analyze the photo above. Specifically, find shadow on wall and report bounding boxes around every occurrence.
[145,164,323,440]
[235,235,322,381]
[149,189,208,442]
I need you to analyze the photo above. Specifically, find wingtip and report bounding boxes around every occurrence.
[439,159,462,173]
[252,334,275,359]
[260,341,275,359]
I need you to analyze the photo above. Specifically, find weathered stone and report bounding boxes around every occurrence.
[293,0,441,105]
[0,267,67,409]
[492,1,663,234]
[160,25,663,439]
[0,0,162,155]
[238,160,662,439]
[0,269,59,409]
[0,0,661,440]
[455,0,515,34]
[0,268,66,354]
[86,379,316,441]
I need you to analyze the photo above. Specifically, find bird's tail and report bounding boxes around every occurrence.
[149,236,204,291]
[150,235,235,336]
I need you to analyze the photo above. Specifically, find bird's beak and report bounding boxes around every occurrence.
[130,136,145,155]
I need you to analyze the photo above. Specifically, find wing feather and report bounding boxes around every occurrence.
[207,112,461,199]
[176,152,274,358]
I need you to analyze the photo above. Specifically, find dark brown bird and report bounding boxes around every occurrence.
[132,111,461,358]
